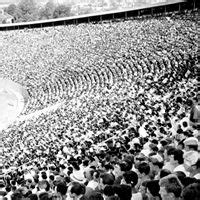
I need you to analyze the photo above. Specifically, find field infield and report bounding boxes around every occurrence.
[0,79,29,130]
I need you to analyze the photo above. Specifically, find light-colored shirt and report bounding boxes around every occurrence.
[173,164,189,176]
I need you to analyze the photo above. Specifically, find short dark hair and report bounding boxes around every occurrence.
[70,182,85,196]
[28,194,38,200]
[187,145,198,151]
[137,162,150,175]
[123,171,138,187]
[56,182,67,196]
[181,177,197,188]
[100,173,115,185]
[11,192,23,200]
[146,180,160,197]
[172,149,184,164]
[182,183,200,200]
[88,191,104,200]
[71,162,80,170]
[103,185,115,196]
[113,184,132,200]
[159,174,183,198]
[160,169,171,178]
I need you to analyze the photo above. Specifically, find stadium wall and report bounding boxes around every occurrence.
[0,0,197,31]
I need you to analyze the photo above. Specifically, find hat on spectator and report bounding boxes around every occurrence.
[184,151,199,167]
[184,137,198,146]
[150,154,163,163]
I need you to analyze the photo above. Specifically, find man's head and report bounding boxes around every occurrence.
[137,162,150,178]
[169,149,184,166]
[184,137,198,151]
[159,174,183,200]
[121,171,138,187]
[184,151,199,172]
[84,168,94,181]
[99,173,115,190]
[56,182,67,196]
[68,182,86,199]
[182,183,200,200]
[149,154,164,175]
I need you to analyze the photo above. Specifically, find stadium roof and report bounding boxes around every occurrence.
[0,0,185,28]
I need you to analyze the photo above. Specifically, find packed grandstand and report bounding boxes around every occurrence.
[0,1,199,200]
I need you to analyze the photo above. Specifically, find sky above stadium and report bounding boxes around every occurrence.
[0,0,185,9]
[0,0,181,5]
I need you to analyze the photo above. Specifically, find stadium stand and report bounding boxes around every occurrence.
[0,0,199,200]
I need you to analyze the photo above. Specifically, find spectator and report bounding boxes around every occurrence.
[136,162,151,190]
[182,183,200,200]
[159,174,183,200]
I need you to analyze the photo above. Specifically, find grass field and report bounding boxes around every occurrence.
[0,80,27,130]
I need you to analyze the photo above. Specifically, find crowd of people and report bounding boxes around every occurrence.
[0,7,199,200]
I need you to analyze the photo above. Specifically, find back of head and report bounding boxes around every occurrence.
[137,162,150,175]
[123,171,138,187]
[159,174,183,199]
[146,180,160,197]
[174,171,186,185]
[103,185,115,197]
[88,191,104,200]
[172,149,184,164]
[113,184,132,200]
[182,177,197,188]
[39,192,49,200]
[100,173,115,186]
[28,194,38,200]
[11,191,23,200]
[56,182,67,196]
[182,183,200,200]
[70,182,86,196]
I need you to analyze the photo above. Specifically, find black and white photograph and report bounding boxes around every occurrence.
[0,0,199,200]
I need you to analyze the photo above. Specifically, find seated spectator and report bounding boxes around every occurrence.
[182,183,200,200]
[149,154,164,179]
[103,185,115,200]
[70,162,85,183]
[56,182,67,199]
[113,184,132,200]
[184,137,198,152]
[181,177,197,188]
[159,174,183,200]
[88,191,103,200]
[169,149,189,176]
[136,162,151,190]
[173,171,186,186]
[99,173,115,191]
[27,194,38,200]
[121,171,138,193]
[187,157,200,179]
[159,169,171,179]
[85,169,99,191]
[67,182,87,200]
[184,152,200,177]
[146,180,161,200]
[163,147,176,172]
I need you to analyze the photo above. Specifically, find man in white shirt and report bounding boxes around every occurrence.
[170,149,189,176]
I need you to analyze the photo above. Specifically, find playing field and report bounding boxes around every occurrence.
[0,79,28,130]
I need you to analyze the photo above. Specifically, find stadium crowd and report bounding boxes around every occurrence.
[0,7,199,200]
